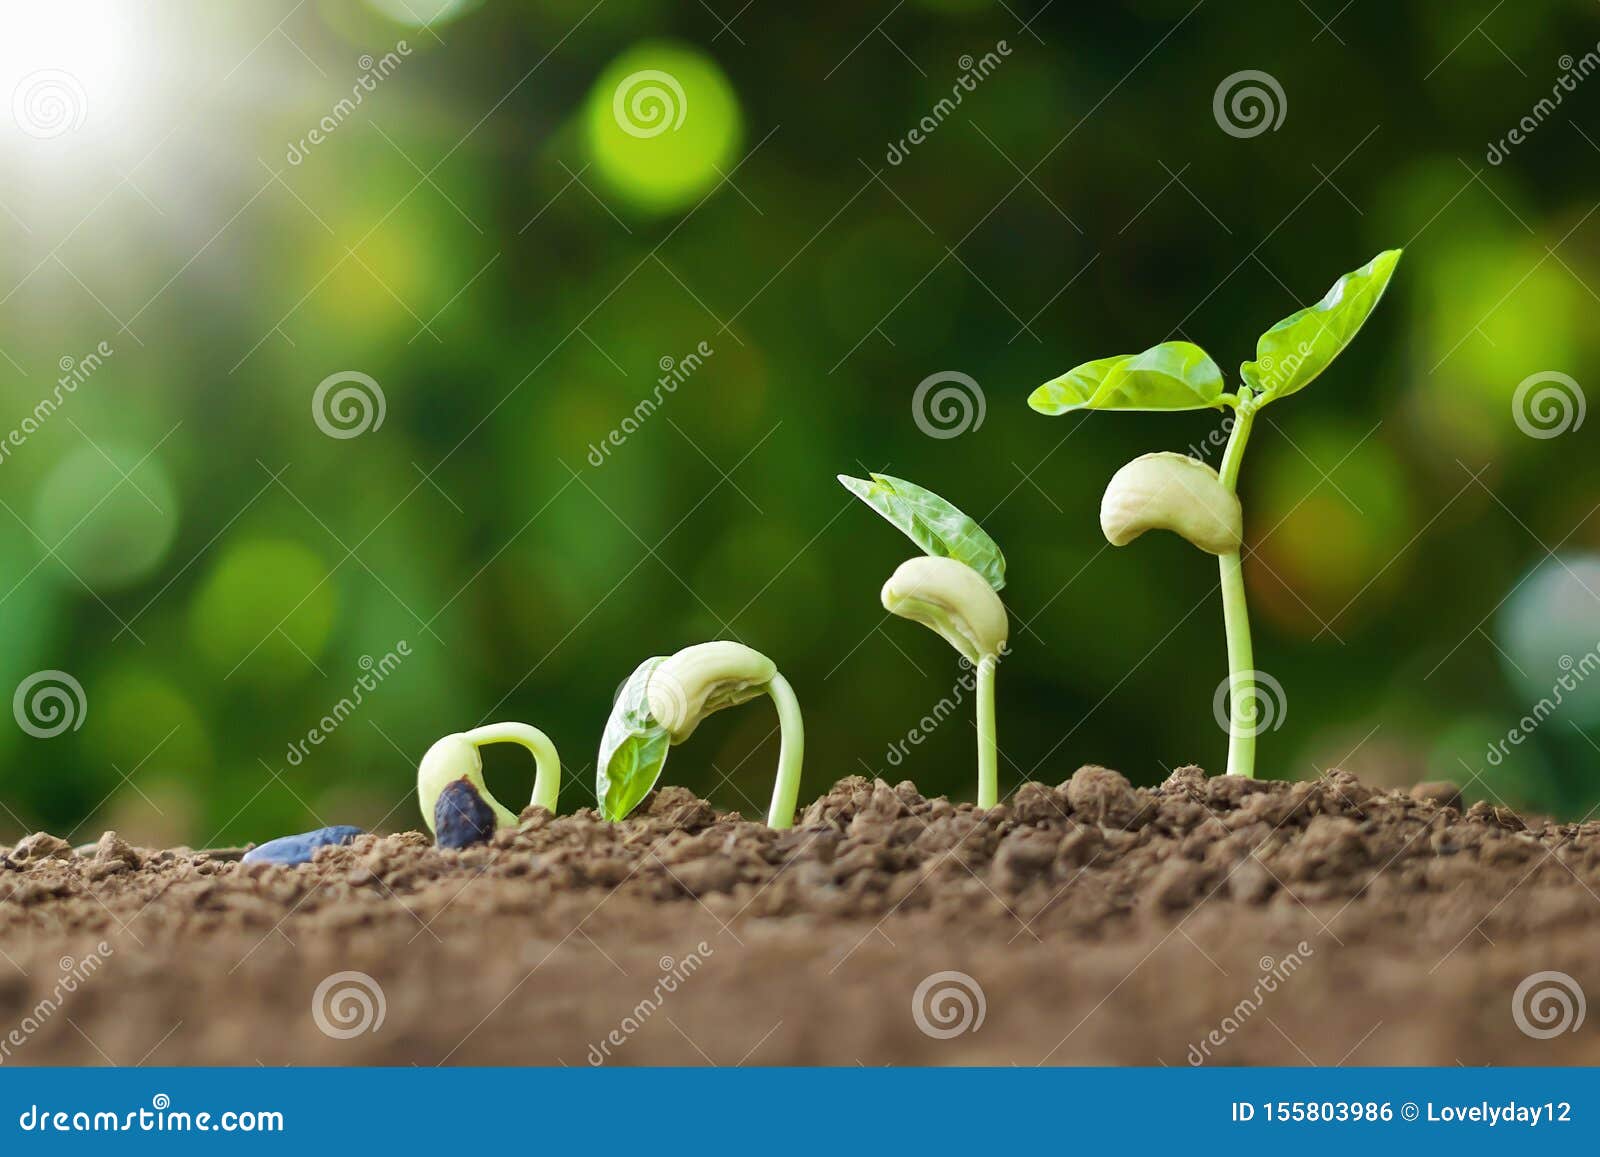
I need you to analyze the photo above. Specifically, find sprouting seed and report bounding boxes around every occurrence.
[416,722,562,835]
[597,641,805,829]
[840,473,1009,808]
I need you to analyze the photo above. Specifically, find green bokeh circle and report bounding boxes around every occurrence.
[189,539,337,684]
[33,444,179,590]
[584,42,743,214]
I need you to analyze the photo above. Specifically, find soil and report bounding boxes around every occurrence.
[3,766,1600,1066]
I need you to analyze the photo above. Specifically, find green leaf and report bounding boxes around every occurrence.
[596,657,672,821]
[1241,249,1402,402]
[838,473,1006,591]
[1028,342,1227,414]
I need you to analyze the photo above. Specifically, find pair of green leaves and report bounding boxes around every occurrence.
[596,656,671,822]
[838,472,1006,592]
[1028,249,1401,415]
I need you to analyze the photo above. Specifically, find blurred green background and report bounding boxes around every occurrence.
[3,0,1600,845]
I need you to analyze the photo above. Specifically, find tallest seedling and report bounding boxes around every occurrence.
[1029,249,1401,778]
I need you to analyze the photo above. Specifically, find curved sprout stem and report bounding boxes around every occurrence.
[976,655,998,808]
[461,722,562,815]
[764,673,805,829]
[1216,391,1258,778]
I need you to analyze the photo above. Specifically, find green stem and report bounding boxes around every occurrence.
[1218,552,1256,778]
[764,674,805,829]
[975,655,998,808]
[1216,395,1258,778]
[1217,394,1256,491]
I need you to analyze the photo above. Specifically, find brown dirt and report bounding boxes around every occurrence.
[3,766,1600,1066]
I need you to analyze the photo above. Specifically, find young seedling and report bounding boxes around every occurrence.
[1028,249,1401,778]
[839,473,1009,808]
[417,722,562,845]
[596,641,805,829]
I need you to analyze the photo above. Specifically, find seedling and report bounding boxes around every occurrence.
[1028,249,1401,778]
[839,473,1009,807]
[416,722,562,834]
[596,641,805,828]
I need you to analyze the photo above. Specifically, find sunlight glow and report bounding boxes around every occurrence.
[0,0,144,142]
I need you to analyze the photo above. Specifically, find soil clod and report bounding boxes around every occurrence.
[1411,780,1463,810]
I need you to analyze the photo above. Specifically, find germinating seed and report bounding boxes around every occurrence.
[241,825,364,866]
[434,778,497,849]
[840,473,1008,810]
[597,641,805,830]
[415,722,562,835]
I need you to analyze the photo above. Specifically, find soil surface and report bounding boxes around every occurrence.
[3,766,1600,1066]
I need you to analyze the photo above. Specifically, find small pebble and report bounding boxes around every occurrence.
[93,830,141,867]
[85,831,142,880]
[1410,780,1463,811]
[192,847,252,862]
[9,832,75,864]
[241,825,363,866]
[435,778,496,849]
